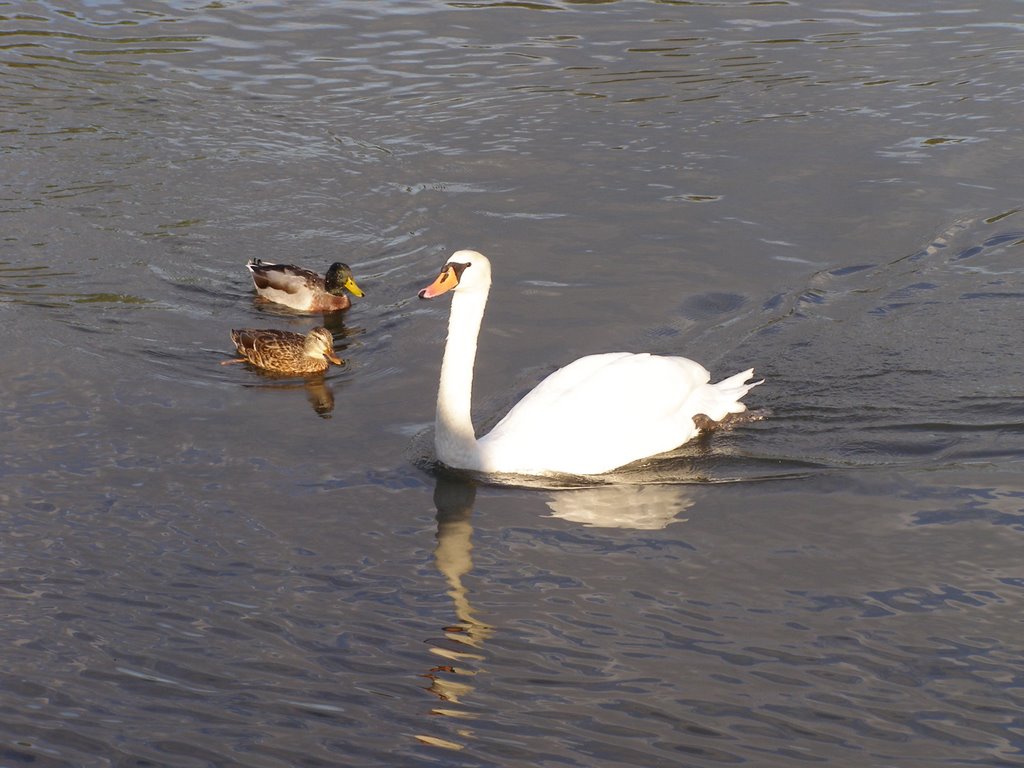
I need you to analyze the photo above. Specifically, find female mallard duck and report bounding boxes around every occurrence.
[221,327,342,375]
[246,259,365,312]
[418,250,762,476]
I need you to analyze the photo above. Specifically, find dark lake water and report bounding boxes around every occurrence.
[3,1,1024,765]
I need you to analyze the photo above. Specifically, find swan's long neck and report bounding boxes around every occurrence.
[435,284,489,469]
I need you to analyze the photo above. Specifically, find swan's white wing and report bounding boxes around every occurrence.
[247,262,323,310]
[478,352,716,475]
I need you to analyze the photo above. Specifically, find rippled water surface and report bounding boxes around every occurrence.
[3,1,1024,765]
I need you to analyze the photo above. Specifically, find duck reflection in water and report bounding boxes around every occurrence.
[230,374,338,419]
[302,377,335,418]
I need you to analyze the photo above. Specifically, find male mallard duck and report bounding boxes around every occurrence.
[246,259,365,312]
[221,327,342,375]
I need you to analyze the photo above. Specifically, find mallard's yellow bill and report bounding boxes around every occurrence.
[344,276,365,298]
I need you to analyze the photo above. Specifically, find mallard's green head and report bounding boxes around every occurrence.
[324,262,365,298]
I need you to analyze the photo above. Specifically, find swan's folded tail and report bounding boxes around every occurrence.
[705,368,763,419]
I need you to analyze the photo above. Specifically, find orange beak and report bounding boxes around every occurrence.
[325,352,342,365]
[418,264,460,299]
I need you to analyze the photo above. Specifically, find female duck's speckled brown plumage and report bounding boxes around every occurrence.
[222,327,342,375]
[246,259,365,312]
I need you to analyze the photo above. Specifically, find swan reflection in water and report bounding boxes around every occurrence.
[416,475,493,750]
[543,483,694,529]
[415,474,695,749]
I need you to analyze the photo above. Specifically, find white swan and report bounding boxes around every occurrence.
[418,251,761,476]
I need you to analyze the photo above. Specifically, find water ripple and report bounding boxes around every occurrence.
[4,2,1024,766]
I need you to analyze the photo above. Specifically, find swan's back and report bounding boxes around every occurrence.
[477,352,750,475]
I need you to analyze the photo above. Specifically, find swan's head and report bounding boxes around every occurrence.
[418,250,491,299]
[304,326,343,365]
